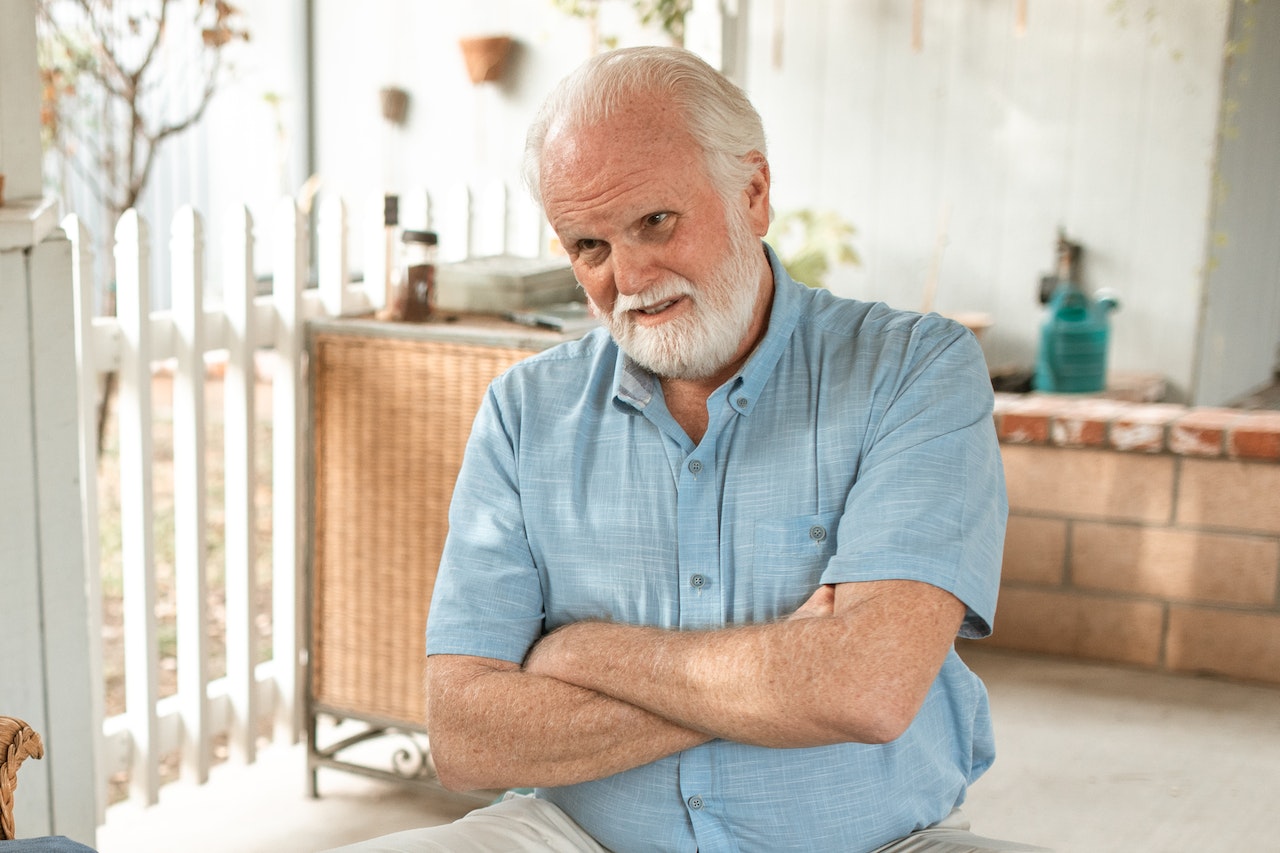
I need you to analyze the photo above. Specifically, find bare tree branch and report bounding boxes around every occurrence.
[69,0,131,96]
[37,0,250,454]
[131,1,170,86]
[40,7,132,103]
[40,0,248,219]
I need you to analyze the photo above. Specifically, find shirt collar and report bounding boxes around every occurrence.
[611,242,804,416]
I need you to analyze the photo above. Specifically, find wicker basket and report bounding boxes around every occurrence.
[309,331,532,728]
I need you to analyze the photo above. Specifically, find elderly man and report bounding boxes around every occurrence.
[328,46,1046,853]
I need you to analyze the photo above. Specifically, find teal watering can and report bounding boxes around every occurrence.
[1034,282,1120,394]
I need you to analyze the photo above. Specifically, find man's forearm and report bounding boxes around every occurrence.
[524,580,965,748]
[425,654,710,792]
[525,617,857,747]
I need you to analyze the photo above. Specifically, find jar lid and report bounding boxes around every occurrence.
[401,229,438,244]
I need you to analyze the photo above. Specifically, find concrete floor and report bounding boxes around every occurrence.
[94,647,1280,853]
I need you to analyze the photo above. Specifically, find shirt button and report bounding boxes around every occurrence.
[687,459,703,474]
[809,525,827,542]
[736,396,749,408]
[689,573,707,589]
[687,795,704,811]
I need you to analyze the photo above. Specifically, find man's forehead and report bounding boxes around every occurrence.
[542,121,702,213]
[545,95,687,156]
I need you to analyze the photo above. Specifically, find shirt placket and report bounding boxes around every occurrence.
[674,396,738,852]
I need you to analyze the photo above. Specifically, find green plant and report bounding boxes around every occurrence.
[765,208,861,289]
[552,0,690,48]
[632,0,691,43]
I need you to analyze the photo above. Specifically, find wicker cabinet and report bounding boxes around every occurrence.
[305,317,571,794]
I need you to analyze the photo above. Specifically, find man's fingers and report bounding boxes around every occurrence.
[789,584,836,620]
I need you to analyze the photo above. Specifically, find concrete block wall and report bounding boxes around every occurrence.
[974,393,1280,687]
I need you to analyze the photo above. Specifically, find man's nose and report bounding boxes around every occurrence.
[609,243,656,297]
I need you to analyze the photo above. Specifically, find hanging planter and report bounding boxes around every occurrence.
[458,35,514,85]
[379,86,409,125]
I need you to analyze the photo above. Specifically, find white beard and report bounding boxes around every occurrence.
[591,212,764,380]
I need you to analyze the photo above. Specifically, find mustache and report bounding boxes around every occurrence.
[605,279,698,316]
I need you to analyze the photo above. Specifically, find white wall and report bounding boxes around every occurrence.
[744,0,1234,402]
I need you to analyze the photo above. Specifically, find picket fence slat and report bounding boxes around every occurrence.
[224,204,259,764]
[114,209,162,806]
[271,197,307,744]
[318,196,350,317]
[64,214,110,825]
[361,191,391,316]
[171,206,212,783]
[437,183,472,263]
[474,179,508,258]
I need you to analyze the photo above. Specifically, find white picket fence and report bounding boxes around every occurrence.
[73,183,549,809]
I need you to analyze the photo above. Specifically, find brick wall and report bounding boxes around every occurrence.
[972,393,1280,687]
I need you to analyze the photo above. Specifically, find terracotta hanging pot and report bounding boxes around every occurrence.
[379,86,409,125]
[458,35,513,84]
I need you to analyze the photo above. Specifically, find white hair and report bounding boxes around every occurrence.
[522,46,768,209]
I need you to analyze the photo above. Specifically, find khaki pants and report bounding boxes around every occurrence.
[323,791,1051,853]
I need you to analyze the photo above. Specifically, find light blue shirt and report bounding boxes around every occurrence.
[427,246,1007,853]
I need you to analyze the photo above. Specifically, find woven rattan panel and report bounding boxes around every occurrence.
[310,331,533,727]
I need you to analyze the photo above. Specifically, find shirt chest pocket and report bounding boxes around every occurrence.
[750,510,840,621]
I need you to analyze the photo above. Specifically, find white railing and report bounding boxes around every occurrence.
[71,182,548,811]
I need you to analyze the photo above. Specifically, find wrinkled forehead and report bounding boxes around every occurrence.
[540,99,702,192]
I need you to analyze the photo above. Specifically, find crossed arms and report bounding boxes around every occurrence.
[425,578,964,792]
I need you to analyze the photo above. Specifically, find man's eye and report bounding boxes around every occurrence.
[645,213,669,227]
[577,238,602,252]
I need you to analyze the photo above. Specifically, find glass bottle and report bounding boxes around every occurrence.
[400,230,438,322]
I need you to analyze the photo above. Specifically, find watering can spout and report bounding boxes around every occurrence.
[1094,288,1121,314]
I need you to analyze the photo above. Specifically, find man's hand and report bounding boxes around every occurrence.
[788,583,836,620]
[425,653,710,793]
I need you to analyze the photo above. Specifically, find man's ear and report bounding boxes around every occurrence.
[743,152,771,237]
